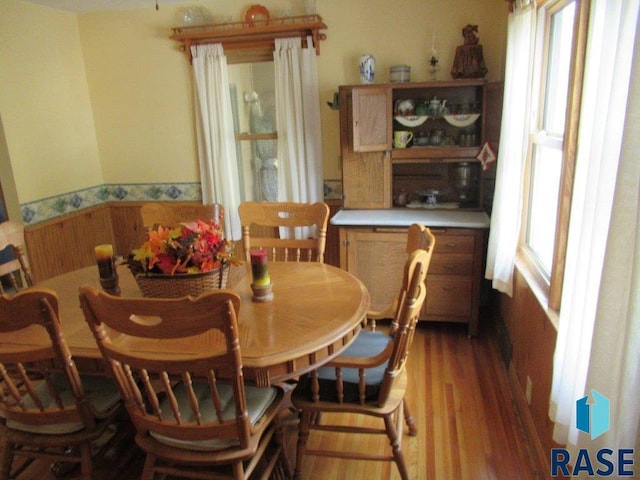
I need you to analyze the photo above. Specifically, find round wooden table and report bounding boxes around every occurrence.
[36,262,369,386]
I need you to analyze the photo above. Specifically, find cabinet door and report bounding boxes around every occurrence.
[342,151,391,209]
[340,86,391,209]
[352,87,391,152]
[342,229,407,312]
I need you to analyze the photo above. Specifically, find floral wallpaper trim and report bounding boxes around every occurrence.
[20,183,202,225]
[21,180,343,226]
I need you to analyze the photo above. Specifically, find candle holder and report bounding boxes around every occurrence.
[250,248,273,302]
[99,275,121,296]
[94,244,121,296]
[251,282,274,303]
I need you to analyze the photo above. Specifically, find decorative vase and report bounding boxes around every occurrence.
[359,54,375,84]
[260,158,278,202]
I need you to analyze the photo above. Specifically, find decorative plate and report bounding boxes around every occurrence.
[394,115,428,127]
[245,4,270,26]
[443,113,481,128]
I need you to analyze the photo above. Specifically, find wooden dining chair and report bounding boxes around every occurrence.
[141,202,224,228]
[0,288,124,480]
[0,220,34,294]
[78,286,291,480]
[366,223,435,331]
[291,248,432,480]
[238,201,330,263]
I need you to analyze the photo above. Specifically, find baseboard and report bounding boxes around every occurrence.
[506,363,549,479]
[494,314,513,367]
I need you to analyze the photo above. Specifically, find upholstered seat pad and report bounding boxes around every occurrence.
[150,382,277,452]
[297,330,392,403]
[5,374,121,435]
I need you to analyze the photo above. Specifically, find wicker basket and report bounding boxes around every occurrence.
[132,264,230,298]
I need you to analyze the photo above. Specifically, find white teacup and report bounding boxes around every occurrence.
[393,130,413,148]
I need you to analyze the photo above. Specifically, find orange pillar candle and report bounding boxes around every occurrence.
[94,244,116,279]
[250,248,271,286]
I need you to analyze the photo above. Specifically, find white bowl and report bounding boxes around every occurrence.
[394,115,428,127]
[443,113,481,128]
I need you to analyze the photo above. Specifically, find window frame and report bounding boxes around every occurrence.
[518,0,589,311]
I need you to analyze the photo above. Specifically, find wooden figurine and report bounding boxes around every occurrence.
[451,24,488,79]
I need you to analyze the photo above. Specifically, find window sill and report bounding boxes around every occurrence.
[514,254,560,331]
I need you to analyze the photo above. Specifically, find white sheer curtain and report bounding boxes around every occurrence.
[273,37,324,205]
[582,51,640,458]
[549,0,639,450]
[191,44,242,240]
[484,4,535,296]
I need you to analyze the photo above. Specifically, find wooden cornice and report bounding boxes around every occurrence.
[170,14,328,64]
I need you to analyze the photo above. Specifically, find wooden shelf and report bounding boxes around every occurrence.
[235,132,277,141]
[391,146,481,161]
[170,14,328,63]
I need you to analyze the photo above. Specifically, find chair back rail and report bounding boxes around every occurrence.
[366,224,436,332]
[78,286,290,480]
[292,247,433,480]
[309,248,430,407]
[0,220,34,294]
[141,203,224,229]
[0,288,123,480]
[0,289,96,427]
[238,201,330,263]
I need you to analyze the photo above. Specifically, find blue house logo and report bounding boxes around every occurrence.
[551,390,634,476]
[576,389,610,440]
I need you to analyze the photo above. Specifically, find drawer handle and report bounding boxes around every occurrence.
[446,243,459,248]
[443,265,457,270]
[441,285,455,291]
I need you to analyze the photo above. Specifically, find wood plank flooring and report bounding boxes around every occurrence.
[2,322,543,480]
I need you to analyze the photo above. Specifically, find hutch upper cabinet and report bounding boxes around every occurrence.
[340,79,487,210]
[336,79,495,336]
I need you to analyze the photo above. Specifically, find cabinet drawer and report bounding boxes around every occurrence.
[429,254,474,276]
[425,277,473,317]
[433,235,475,254]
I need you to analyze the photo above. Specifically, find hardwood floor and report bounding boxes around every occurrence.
[2,322,542,479]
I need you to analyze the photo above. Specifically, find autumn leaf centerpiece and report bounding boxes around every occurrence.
[129,219,239,277]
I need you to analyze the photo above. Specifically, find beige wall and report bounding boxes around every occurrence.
[1,0,507,206]
[0,0,103,205]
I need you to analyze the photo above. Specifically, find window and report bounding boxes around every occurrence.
[520,0,586,308]
[228,62,278,202]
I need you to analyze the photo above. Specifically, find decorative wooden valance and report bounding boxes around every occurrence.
[170,14,328,64]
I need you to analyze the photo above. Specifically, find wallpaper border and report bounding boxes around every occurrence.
[21,180,342,225]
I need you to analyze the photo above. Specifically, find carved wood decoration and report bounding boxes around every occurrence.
[170,14,328,64]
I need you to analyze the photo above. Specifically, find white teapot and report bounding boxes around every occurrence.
[428,97,447,117]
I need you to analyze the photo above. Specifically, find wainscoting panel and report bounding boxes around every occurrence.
[24,206,114,282]
[109,203,146,259]
[497,268,558,476]
[24,201,343,282]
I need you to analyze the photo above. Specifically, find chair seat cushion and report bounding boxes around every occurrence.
[5,374,121,435]
[296,330,392,403]
[150,382,277,451]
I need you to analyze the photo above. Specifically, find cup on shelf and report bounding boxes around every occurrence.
[393,130,413,148]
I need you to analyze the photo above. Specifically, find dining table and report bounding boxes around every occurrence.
[12,261,370,387]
